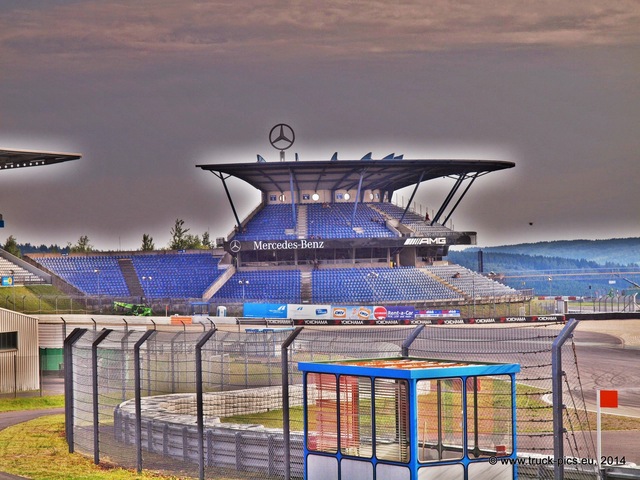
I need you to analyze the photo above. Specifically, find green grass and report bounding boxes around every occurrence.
[221,405,304,429]
[0,415,275,480]
[0,394,65,412]
[0,415,189,479]
[0,285,86,314]
[221,381,640,434]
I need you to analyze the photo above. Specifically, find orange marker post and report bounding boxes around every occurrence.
[597,389,618,472]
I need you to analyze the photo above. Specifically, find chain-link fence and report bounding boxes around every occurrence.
[10,292,612,318]
[65,322,606,479]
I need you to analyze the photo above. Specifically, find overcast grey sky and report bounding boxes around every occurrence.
[1,1,638,251]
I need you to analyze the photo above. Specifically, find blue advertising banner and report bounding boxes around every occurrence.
[243,303,288,319]
[386,306,416,320]
[416,309,461,318]
[1,276,13,287]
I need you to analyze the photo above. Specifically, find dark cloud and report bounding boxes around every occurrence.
[2,1,639,72]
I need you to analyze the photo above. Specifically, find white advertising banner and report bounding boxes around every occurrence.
[288,304,332,319]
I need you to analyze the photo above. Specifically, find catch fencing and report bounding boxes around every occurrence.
[65,321,602,479]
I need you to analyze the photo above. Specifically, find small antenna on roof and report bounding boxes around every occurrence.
[382,153,395,160]
[330,152,338,161]
[361,152,372,161]
[394,154,404,160]
[257,154,266,163]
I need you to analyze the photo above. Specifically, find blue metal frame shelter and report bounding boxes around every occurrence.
[299,357,520,480]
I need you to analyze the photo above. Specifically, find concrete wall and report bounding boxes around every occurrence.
[113,386,306,477]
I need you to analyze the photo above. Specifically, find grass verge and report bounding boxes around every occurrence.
[0,395,65,413]
[0,414,188,479]
[0,415,283,480]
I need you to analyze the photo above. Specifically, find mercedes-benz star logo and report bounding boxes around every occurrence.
[229,240,241,253]
[269,124,295,151]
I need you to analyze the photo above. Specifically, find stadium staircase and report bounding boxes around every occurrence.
[422,267,469,301]
[368,204,413,236]
[117,258,143,297]
[300,270,312,302]
[296,205,308,238]
[202,265,236,301]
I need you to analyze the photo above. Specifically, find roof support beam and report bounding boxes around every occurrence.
[211,172,242,229]
[351,171,365,227]
[289,169,297,231]
[432,174,465,225]
[399,170,426,224]
[313,166,328,193]
[441,173,479,227]
[330,166,361,192]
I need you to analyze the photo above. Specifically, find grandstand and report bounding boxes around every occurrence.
[21,150,525,314]
[28,251,225,299]
[194,153,522,310]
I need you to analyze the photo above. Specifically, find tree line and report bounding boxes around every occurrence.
[3,218,213,257]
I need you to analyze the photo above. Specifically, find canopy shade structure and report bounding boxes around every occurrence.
[0,148,81,228]
[0,148,81,171]
[196,158,514,198]
[197,157,514,231]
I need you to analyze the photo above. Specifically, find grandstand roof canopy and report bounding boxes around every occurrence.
[0,148,81,171]
[196,158,515,194]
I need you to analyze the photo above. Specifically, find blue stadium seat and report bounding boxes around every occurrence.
[213,270,301,303]
[36,252,223,298]
[311,267,462,303]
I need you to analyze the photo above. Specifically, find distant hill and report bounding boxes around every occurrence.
[446,237,640,296]
[452,237,640,267]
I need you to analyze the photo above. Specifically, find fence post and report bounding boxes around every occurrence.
[552,318,578,480]
[64,328,87,452]
[120,330,135,402]
[60,317,67,345]
[134,329,156,473]
[170,331,183,393]
[196,327,217,480]
[91,329,113,465]
[281,327,304,480]
[401,325,425,356]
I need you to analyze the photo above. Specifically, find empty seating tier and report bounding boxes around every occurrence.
[307,203,395,239]
[132,253,222,298]
[374,203,453,236]
[34,253,223,298]
[312,267,462,304]
[234,205,297,241]
[36,255,130,296]
[212,270,301,303]
[424,265,518,299]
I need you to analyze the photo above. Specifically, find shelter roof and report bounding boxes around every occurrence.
[0,148,81,171]
[196,158,514,193]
